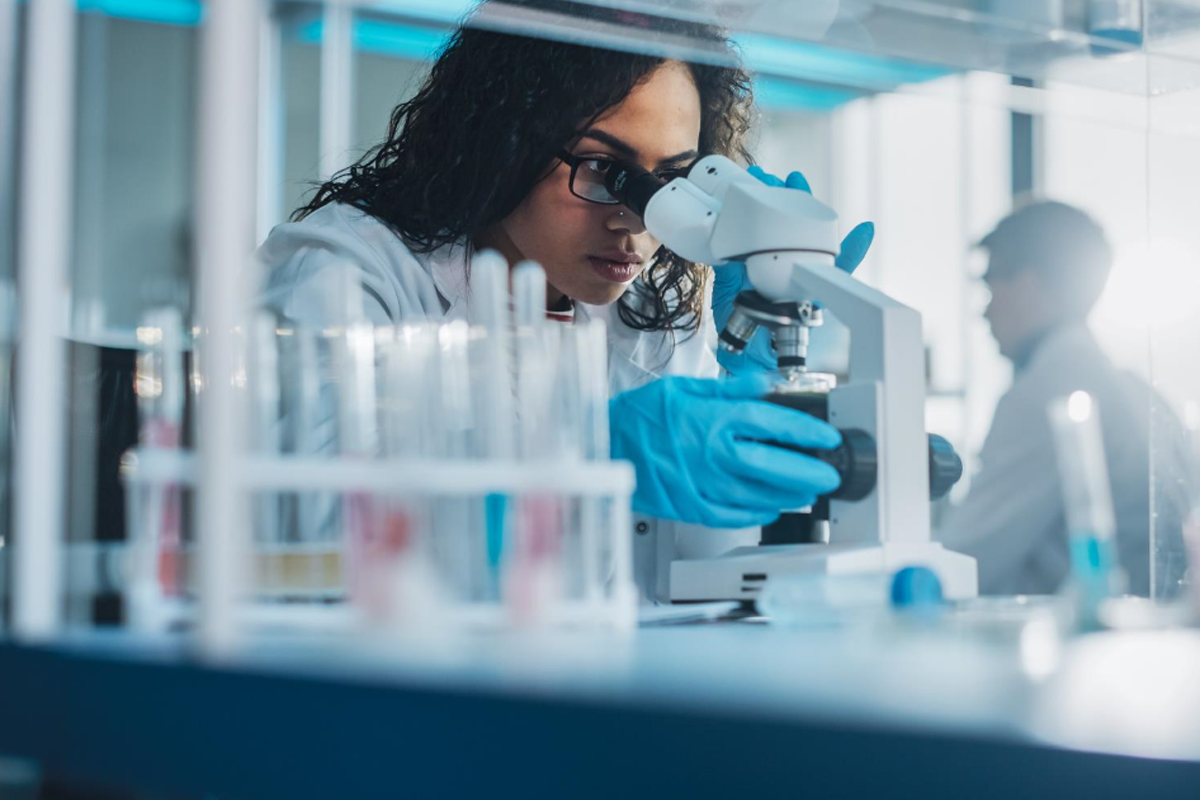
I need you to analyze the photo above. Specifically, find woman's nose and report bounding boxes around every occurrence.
[607,207,646,235]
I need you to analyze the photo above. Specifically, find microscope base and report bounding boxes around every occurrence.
[670,542,978,603]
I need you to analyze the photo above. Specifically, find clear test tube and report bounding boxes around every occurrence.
[278,326,323,544]
[471,250,515,599]
[129,307,185,628]
[0,281,16,614]
[1181,402,1200,613]
[512,259,546,332]
[247,313,283,594]
[512,261,556,461]
[1048,390,1122,629]
[509,261,564,621]
[432,320,475,599]
[1087,0,1143,48]
[375,322,443,626]
[327,269,382,609]
[570,320,610,604]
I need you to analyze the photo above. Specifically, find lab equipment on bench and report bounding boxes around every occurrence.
[120,259,636,635]
[1049,390,1123,630]
[602,155,978,601]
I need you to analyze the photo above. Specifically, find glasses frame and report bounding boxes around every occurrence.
[558,150,621,205]
[557,150,691,206]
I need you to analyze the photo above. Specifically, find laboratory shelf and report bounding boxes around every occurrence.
[349,0,1200,97]
[2,624,1200,799]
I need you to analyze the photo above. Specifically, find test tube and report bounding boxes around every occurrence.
[376,323,442,625]
[327,269,383,609]
[0,280,15,613]
[512,259,546,332]
[1180,402,1200,612]
[247,313,283,593]
[431,320,475,599]
[509,261,564,621]
[559,319,604,599]
[129,307,185,628]
[512,261,555,461]
[1087,0,1143,51]
[1048,390,1122,629]
[472,250,515,599]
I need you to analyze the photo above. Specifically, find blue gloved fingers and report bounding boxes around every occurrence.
[747,164,785,188]
[748,165,814,195]
[721,439,842,497]
[700,470,822,513]
[836,221,875,275]
[711,260,748,298]
[723,401,842,450]
[784,171,812,194]
[715,331,778,376]
[706,372,775,401]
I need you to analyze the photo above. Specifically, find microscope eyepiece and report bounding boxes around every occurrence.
[603,160,667,219]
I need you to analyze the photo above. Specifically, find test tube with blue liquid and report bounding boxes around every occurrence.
[471,250,515,599]
[1049,390,1123,630]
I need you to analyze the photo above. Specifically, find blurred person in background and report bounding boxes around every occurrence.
[937,201,1190,596]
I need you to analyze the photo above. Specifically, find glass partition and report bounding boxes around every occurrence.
[9,0,1200,629]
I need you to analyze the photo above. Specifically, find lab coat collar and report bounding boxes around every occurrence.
[420,238,473,321]
[415,239,666,390]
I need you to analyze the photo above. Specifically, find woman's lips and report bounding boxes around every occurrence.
[587,256,642,284]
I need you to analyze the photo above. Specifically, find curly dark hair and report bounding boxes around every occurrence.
[294,0,756,336]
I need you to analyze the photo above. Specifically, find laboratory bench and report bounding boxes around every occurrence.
[2,617,1200,799]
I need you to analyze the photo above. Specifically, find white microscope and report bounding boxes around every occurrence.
[603,156,979,601]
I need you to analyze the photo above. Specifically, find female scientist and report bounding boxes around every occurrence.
[257,0,872,601]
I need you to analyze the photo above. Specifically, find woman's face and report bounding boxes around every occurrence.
[483,60,702,306]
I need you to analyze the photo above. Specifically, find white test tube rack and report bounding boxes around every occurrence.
[120,448,639,633]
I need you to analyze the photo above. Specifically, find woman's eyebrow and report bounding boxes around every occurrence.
[580,129,698,167]
[659,149,699,167]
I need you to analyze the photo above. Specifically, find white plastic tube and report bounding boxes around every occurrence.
[12,0,76,641]
[195,0,259,656]
[1048,390,1120,623]
[471,250,515,461]
[1049,391,1116,543]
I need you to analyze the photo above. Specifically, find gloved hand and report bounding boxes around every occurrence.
[712,165,875,376]
[610,373,842,528]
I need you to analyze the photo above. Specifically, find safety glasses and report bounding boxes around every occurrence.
[557,150,688,205]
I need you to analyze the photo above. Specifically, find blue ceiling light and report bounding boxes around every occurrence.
[353,19,454,60]
[735,33,950,92]
[75,0,202,27]
[753,76,863,112]
[366,0,478,26]
[296,18,452,62]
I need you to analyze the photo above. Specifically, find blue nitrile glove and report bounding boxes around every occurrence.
[712,165,876,376]
[609,373,842,529]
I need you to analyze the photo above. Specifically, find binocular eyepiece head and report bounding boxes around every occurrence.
[603,160,668,219]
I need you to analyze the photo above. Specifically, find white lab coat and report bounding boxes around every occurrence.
[257,202,760,602]
[937,323,1190,596]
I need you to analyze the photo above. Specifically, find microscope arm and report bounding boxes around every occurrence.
[744,253,933,544]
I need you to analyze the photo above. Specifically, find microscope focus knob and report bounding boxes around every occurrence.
[811,428,877,502]
[927,434,963,501]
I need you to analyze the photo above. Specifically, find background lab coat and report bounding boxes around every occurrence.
[257,201,761,603]
[937,324,1191,596]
